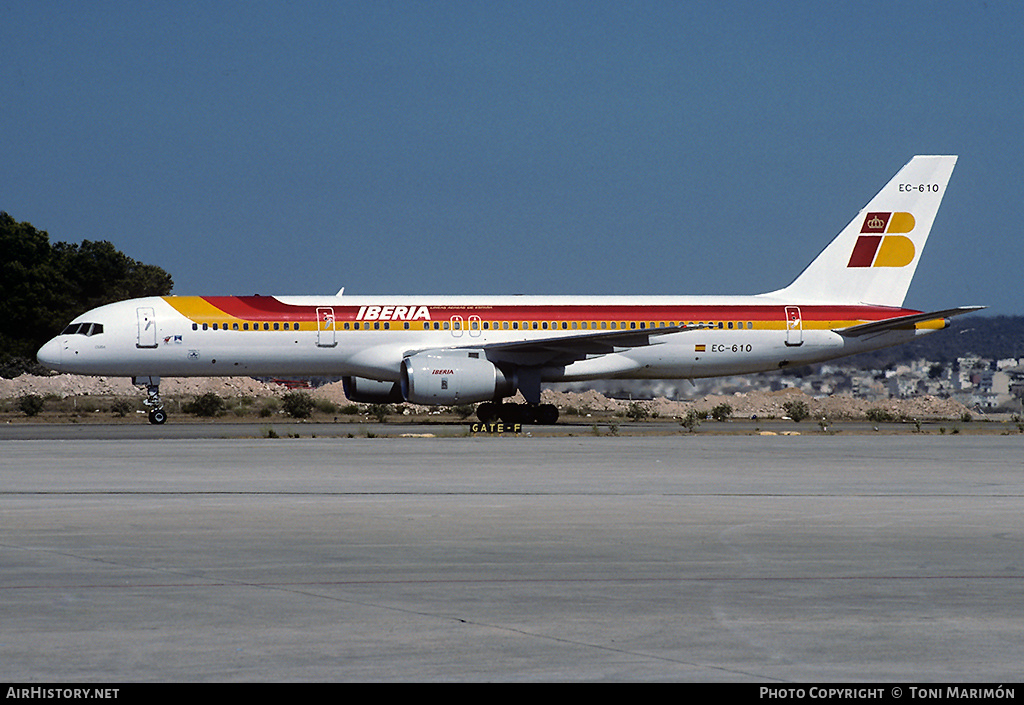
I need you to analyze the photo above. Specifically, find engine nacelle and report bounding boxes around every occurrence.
[342,376,404,403]
[401,350,514,405]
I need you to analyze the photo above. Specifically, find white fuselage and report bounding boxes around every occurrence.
[37,293,932,383]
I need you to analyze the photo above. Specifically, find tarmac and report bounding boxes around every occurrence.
[2,431,1022,681]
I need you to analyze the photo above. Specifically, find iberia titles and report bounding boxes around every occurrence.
[355,305,431,321]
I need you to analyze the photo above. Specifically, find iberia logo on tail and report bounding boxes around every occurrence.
[847,212,916,268]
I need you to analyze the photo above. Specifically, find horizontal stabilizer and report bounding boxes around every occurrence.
[836,306,985,337]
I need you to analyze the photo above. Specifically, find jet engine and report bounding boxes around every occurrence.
[401,350,514,405]
[342,377,404,403]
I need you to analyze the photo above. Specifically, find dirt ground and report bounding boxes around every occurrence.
[0,372,983,424]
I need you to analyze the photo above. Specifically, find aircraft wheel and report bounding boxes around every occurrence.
[498,403,526,424]
[536,404,559,425]
[476,402,498,423]
[148,408,167,425]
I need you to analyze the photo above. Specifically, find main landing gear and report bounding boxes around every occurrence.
[476,401,559,425]
[133,376,167,425]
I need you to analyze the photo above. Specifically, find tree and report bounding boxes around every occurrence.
[679,409,702,432]
[0,212,173,376]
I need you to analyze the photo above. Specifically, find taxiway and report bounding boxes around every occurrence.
[2,434,1021,681]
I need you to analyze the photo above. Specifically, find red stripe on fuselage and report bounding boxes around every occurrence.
[201,296,313,321]
[196,297,918,324]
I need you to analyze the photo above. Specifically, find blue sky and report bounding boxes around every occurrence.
[3,1,1021,315]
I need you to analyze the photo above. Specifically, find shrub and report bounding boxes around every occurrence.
[185,392,225,417]
[710,403,733,422]
[18,394,45,417]
[782,400,810,422]
[451,404,475,420]
[313,398,338,414]
[110,399,134,417]
[866,408,896,423]
[281,391,314,419]
[625,402,650,421]
[366,404,390,423]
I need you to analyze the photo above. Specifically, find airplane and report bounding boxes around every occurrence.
[37,155,982,425]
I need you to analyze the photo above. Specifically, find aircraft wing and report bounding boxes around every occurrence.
[835,306,985,338]
[473,323,696,366]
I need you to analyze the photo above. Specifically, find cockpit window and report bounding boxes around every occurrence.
[61,322,104,336]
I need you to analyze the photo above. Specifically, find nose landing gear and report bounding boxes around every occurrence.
[133,376,167,425]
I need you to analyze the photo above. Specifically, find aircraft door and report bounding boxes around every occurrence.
[785,306,803,347]
[316,307,337,347]
[450,315,464,338]
[136,307,157,349]
[468,315,482,338]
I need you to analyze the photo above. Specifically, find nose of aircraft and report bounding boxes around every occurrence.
[37,337,63,370]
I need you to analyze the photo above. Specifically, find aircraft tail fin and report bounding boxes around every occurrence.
[767,155,958,307]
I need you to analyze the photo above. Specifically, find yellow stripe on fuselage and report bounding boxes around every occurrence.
[163,296,241,323]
